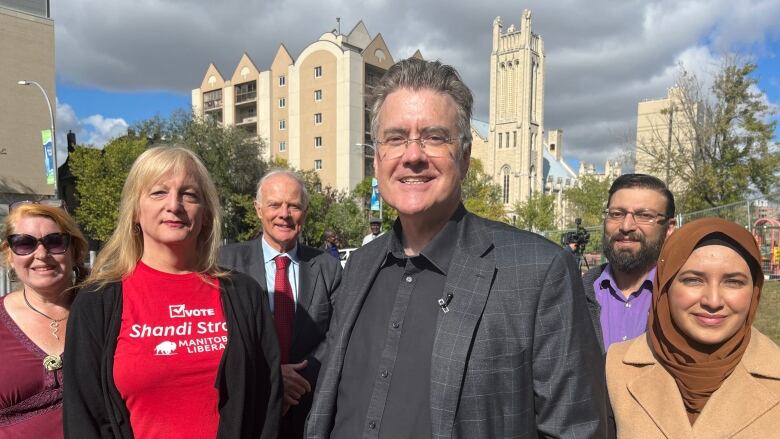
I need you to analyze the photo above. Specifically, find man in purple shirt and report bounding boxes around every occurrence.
[582,174,676,352]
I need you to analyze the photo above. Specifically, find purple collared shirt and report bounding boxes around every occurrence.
[594,265,656,351]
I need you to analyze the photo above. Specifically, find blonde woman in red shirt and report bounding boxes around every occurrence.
[63,146,281,438]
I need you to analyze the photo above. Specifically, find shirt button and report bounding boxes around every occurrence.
[380,369,389,378]
[625,302,632,308]
[622,336,628,341]
[405,276,413,283]
[368,421,376,430]
[391,320,400,329]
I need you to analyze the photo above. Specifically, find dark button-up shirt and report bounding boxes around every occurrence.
[330,207,462,439]
[594,265,655,351]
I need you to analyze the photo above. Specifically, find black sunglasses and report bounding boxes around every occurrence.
[7,233,71,256]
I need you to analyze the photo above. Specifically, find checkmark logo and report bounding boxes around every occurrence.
[169,304,186,318]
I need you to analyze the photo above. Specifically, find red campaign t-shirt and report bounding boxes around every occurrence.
[113,261,226,439]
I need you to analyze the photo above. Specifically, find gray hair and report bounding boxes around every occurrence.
[370,58,473,158]
[255,169,310,210]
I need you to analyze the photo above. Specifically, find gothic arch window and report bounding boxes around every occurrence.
[529,61,536,121]
[501,166,511,204]
[530,165,536,191]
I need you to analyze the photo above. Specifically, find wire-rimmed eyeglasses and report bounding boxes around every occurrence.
[376,135,456,160]
[604,208,669,225]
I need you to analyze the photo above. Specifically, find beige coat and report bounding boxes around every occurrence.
[607,328,780,438]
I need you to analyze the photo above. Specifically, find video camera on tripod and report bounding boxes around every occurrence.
[560,218,591,270]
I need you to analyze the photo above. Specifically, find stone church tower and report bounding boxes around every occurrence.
[482,10,545,208]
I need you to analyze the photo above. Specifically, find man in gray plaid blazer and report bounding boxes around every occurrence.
[305,58,607,438]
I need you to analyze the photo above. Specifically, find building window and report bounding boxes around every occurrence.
[503,173,510,204]
[314,113,322,124]
[513,131,517,147]
[278,98,286,108]
[279,141,286,152]
[314,159,322,170]
[279,120,286,130]
[235,81,256,103]
[498,133,502,149]
[314,89,322,101]
[279,76,286,86]
[203,89,223,109]
[314,136,322,147]
[314,66,322,78]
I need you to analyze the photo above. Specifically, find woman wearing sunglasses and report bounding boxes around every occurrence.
[63,146,281,439]
[0,203,88,438]
[606,217,780,437]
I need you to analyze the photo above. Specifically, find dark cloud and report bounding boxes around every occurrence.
[53,0,779,168]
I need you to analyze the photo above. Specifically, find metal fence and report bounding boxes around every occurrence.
[539,193,780,277]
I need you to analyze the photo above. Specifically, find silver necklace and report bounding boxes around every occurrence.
[23,288,68,340]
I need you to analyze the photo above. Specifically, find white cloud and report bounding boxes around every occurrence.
[56,99,128,162]
[51,0,780,170]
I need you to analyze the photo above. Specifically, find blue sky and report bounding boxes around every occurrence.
[51,0,780,172]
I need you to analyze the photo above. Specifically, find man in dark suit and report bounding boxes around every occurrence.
[305,58,606,438]
[220,170,342,439]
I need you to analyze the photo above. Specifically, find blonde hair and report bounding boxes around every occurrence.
[86,145,225,287]
[1,203,89,284]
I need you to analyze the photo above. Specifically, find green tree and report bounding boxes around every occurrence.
[70,136,147,241]
[462,158,506,222]
[513,191,556,232]
[636,59,779,211]
[563,175,611,227]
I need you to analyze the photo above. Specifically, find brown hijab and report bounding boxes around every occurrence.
[647,217,764,424]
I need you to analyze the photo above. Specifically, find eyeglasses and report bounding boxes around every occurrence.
[7,233,71,255]
[376,135,456,160]
[604,208,669,225]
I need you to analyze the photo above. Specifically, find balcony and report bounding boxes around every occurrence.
[235,91,257,105]
[204,99,223,111]
[236,116,258,126]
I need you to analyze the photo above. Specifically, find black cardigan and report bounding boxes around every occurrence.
[63,271,281,438]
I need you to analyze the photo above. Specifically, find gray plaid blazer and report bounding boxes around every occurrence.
[305,211,607,438]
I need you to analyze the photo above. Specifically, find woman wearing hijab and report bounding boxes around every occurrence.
[606,217,780,438]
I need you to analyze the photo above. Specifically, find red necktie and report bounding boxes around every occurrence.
[273,255,294,364]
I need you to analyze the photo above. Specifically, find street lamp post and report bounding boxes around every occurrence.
[18,80,58,198]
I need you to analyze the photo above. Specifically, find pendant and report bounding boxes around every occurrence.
[43,355,63,371]
[50,320,60,340]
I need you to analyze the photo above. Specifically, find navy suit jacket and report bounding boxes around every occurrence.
[219,236,342,437]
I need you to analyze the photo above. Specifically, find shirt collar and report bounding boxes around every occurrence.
[383,204,465,274]
[597,264,656,295]
[261,234,300,265]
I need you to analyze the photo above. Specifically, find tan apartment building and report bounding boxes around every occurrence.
[635,87,697,192]
[192,22,400,192]
[0,0,56,214]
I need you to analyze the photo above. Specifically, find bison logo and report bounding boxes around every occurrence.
[154,341,177,355]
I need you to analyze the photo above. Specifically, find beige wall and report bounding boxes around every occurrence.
[298,50,337,184]
[0,7,55,200]
[635,87,694,193]
[270,47,293,163]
